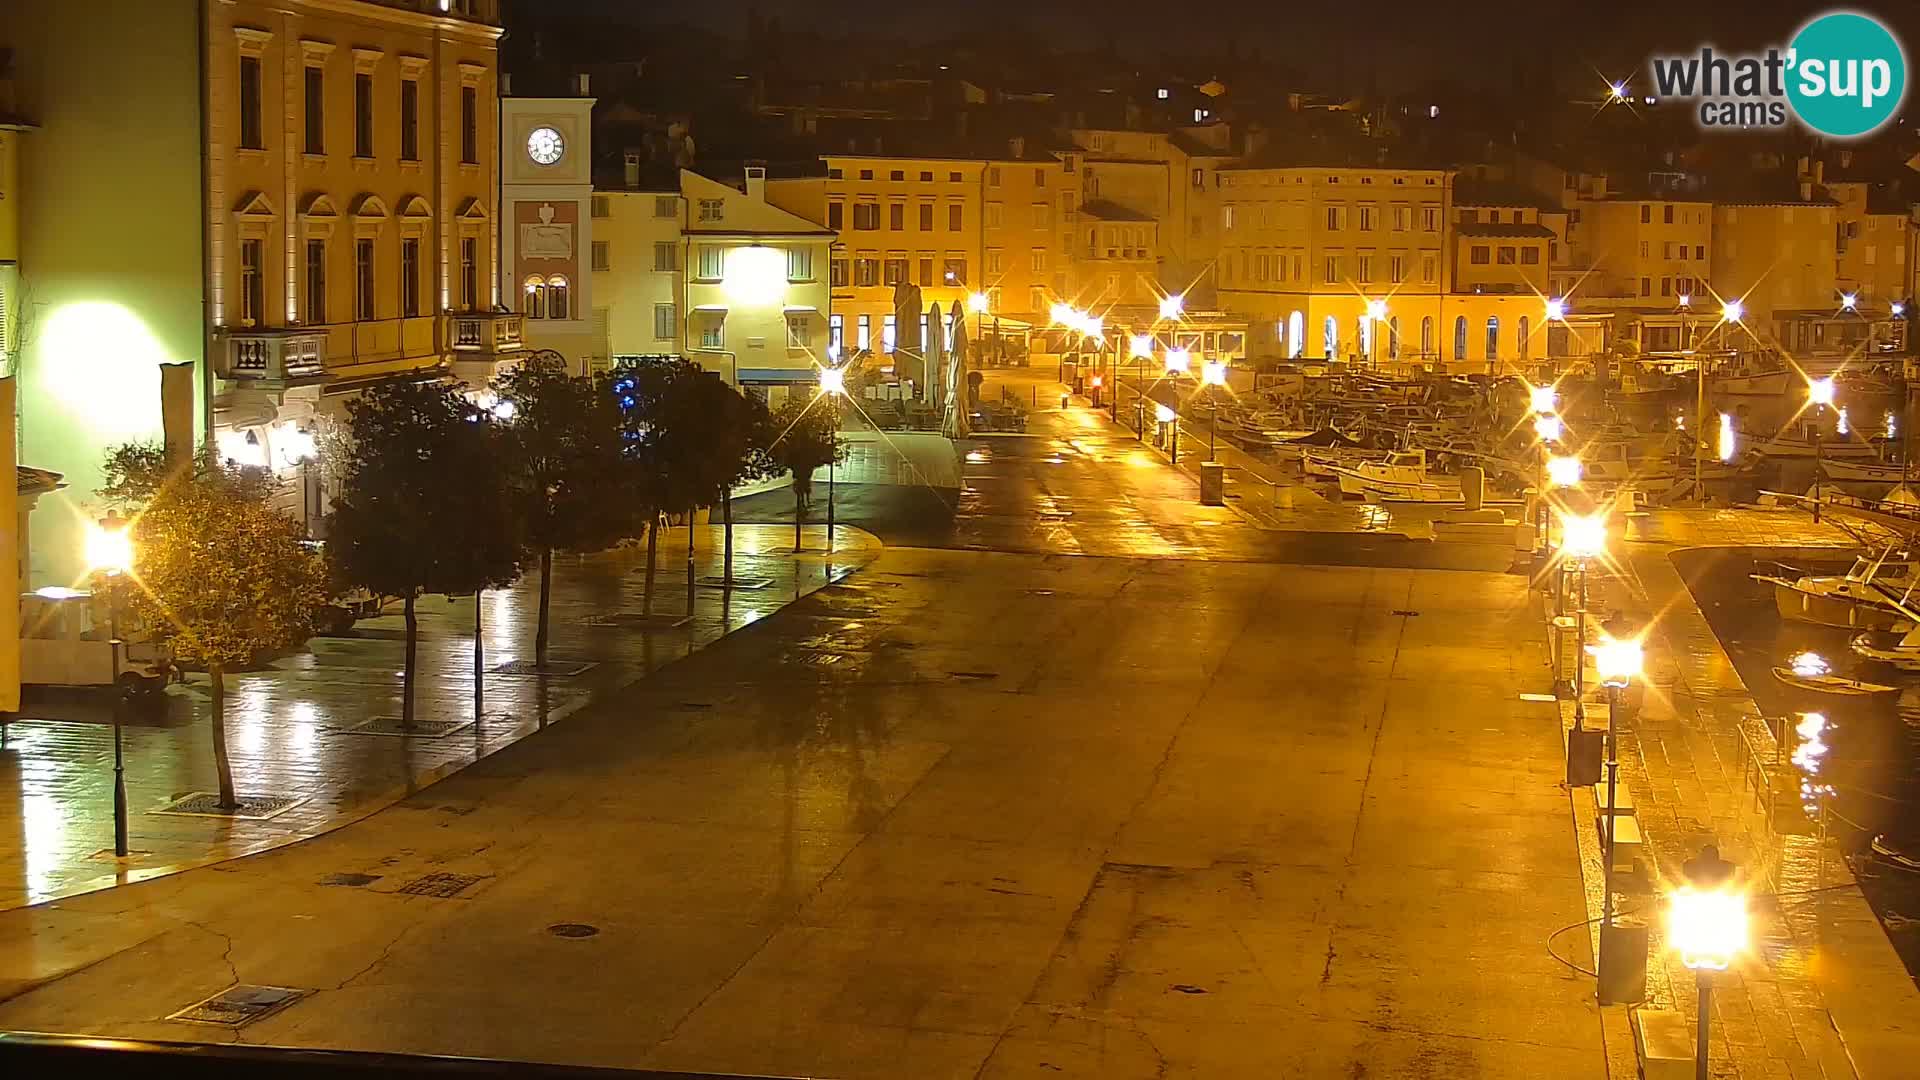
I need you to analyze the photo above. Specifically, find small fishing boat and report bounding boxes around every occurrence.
[1712,367,1794,396]
[1748,431,1884,460]
[1331,449,1460,501]
[1772,651,1899,699]
[1818,459,1913,483]
[1849,629,1920,671]
[1752,551,1919,630]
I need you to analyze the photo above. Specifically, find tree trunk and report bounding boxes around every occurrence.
[644,516,659,616]
[723,484,734,584]
[473,589,484,716]
[210,663,237,809]
[794,478,805,551]
[402,592,418,728]
[535,546,553,669]
[686,509,696,588]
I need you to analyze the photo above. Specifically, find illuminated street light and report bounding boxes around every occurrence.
[85,520,134,575]
[968,291,990,315]
[1589,628,1643,967]
[1201,360,1227,386]
[1590,635,1643,688]
[1164,347,1191,375]
[1720,298,1744,323]
[1365,298,1388,322]
[1158,294,1185,319]
[1529,385,1558,415]
[1534,414,1564,443]
[1559,513,1607,561]
[1545,298,1567,321]
[1130,334,1155,359]
[1546,454,1582,489]
[1608,81,1627,101]
[1154,401,1180,464]
[816,365,846,396]
[86,514,135,859]
[1719,413,1737,462]
[1049,302,1074,326]
[1895,302,1907,317]
[1154,402,1176,424]
[1669,848,1748,1077]
[1841,292,1858,312]
[1807,377,1835,407]
[818,366,846,550]
[1678,293,1692,308]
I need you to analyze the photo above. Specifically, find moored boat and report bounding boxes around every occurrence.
[1752,552,1919,631]
[1771,652,1899,699]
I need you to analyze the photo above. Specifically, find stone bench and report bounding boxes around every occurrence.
[1598,813,1643,875]
[1593,778,1636,819]
[1632,1007,1694,1079]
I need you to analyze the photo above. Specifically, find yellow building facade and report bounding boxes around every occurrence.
[1710,199,1840,326]
[1573,198,1714,308]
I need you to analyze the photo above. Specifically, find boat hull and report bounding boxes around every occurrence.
[1761,577,1908,630]
[1771,667,1898,698]
[1714,371,1793,396]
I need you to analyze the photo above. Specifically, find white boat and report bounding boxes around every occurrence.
[1577,437,1686,486]
[1772,651,1898,699]
[1299,446,1386,476]
[1850,629,1920,672]
[1752,552,1920,631]
[1712,368,1793,396]
[1819,459,1913,483]
[1331,449,1459,500]
[1748,432,1883,460]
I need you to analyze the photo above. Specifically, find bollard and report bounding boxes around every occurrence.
[1460,466,1484,512]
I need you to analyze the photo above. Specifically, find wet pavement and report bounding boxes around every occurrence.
[0,525,879,911]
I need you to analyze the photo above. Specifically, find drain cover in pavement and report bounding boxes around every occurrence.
[168,984,309,1027]
[320,872,382,888]
[697,575,773,590]
[589,612,692,629]
[395,871,488,898]
[153,793,304,820]
[949,671,999,681]
[491,659,596,677]
[344,716,473,738]
[547,923,600,939]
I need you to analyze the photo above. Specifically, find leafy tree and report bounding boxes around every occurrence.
[613,358,710,605]
[764,395,846,550]
[329,380,523,726]
[677,373,770,583]
[493,354,640,667]
[100,445,328,808]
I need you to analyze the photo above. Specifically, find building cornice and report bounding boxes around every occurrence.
[219,0,504,44]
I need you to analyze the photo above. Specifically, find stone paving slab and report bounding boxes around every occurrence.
[0,525,879,913]
[1546,507,1919,1079]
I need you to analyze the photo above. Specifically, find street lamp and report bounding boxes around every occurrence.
[1534,414,1564,443]
[1670,847,1745,1080]
[968,291,989,315]
[1164,347,1191,376]
[1159,293,1185,320]
[1529,385,1558,415]
[1545,297,1568,321]
[1808,377,1836,523]
[1202,360,1228,460]
[1719,413,1737,463]
[1720,298,1744,324]
[1841,292,1858,312]
[1559,513,1607,728]
[1366,299,1388,368]
[1156,401,1179,464]
[1589,634,1643,973]
[818,366,846,549]
[1546,454,1582,489]
[86,515,135,858]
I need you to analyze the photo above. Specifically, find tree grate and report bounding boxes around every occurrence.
[345,717,473,738]
[168,984,309,1027]
[697,575,774,590]
[547,922,600,939]
[154,793,304,820]
[395,871,487,898]
[491,659,595,677]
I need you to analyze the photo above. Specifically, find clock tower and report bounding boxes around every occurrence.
[500,85,596,372]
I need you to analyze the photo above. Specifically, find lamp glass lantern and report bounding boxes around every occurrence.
[1669,885,1747,972]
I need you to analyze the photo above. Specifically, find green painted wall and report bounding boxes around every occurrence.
[1,0,205,586]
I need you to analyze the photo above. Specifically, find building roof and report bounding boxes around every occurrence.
[1455,222,1557,239]
[1451,178,1554,210]
[1080,199,1155,222]
[18,466,64,496]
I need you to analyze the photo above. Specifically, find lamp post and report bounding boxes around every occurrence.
[1808,377,1835,523]
[86,516,135,858]
[1202,359,1228,460]
[818,365,846,550]
[1589,635,1642,943]
[1559,513,1607,729]
[1366,298,1387,370]
[1127,333,1153,423]
[1670,847,1744,1080]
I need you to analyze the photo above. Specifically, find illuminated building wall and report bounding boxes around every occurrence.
[678,168,833,402]
[1576,199,1714,308]
[1,1,207,587]
[1711,200,1840,325]
[501,93,596,370]
[1827,181,1910,307]
[592,188,682,360]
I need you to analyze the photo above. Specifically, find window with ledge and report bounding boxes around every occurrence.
[943,257,966,285]
[653,303,675,340]
[401,238,421,317]
[305,240,327,323]
[524,277,545,318]
[400,79,419,160]
[240,239,264,325]
[948,171,961,182]
[890,202,905,229]
[590,196,610,218]
[354,239,375,321]
[856,314,870,349]
[239,57,264,149]
[918,203,933,230]
[830,257,849,286]
[653,242,675,272]
[948,204,962,230]
[303,66,324,154]
[547,276,570,320]
[591,241,610,272]
[855,256,879,287]
[654,196,676,218]
[696,245,724,280]
[354,73,374,158]
[852,203,879,230]
[883,314,897,352]
[460,238,477,309]
[787,314,811,348]
[920,171,933,182]
[787,247,814,281]
[883,255,907,286]
[828,314,843,353]
[698,317,723,349]
[890,170,904,181]
[828,168,843,180]
[1470,246,1490,265]
[828,202,844,230]
[698,199,725,223]
[460,87,478,164]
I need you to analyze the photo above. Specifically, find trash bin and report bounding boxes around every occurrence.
[1199,462,1225,506]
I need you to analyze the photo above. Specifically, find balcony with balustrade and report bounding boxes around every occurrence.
[447,310,527,383]
[213,327,329,389]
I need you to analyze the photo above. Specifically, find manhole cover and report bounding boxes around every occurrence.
[547,922,600,939]
[320,872,381,888]
[491,659,596,677]
[168,984,309,1027]
[345,717,473,738]
[697,576,774,590]
[395,871,487,899]
[1389,609,1421,617]
[949,671,999,681]
[589,612,693,629]
[153,793,304,820]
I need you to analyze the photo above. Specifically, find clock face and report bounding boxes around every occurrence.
[527,126,564,166]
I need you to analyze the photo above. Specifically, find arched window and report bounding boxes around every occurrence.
[1517,316,1531,359]
[1420,316,1434,357]
[523,276,546,319]
[546,275,571,320]
[1485,315,1500,359]
[1453,316,1467,360]
[1356,317,1369,358]
[1388,316,1400,360]
[1288,311,1304,358]
[1323,315,1337,358]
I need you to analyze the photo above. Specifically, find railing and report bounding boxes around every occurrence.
[450,311,526,357]
[0,1032,805,1079]
[215,327,328,384]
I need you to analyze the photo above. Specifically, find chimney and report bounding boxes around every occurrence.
[575,72,591,96]
[1799,178,1813,201]
[1008,135,1025,159]
[744,163,767,202]
[501,72,513,96]
[1814,160,1825,185]
[624,151,641,190]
